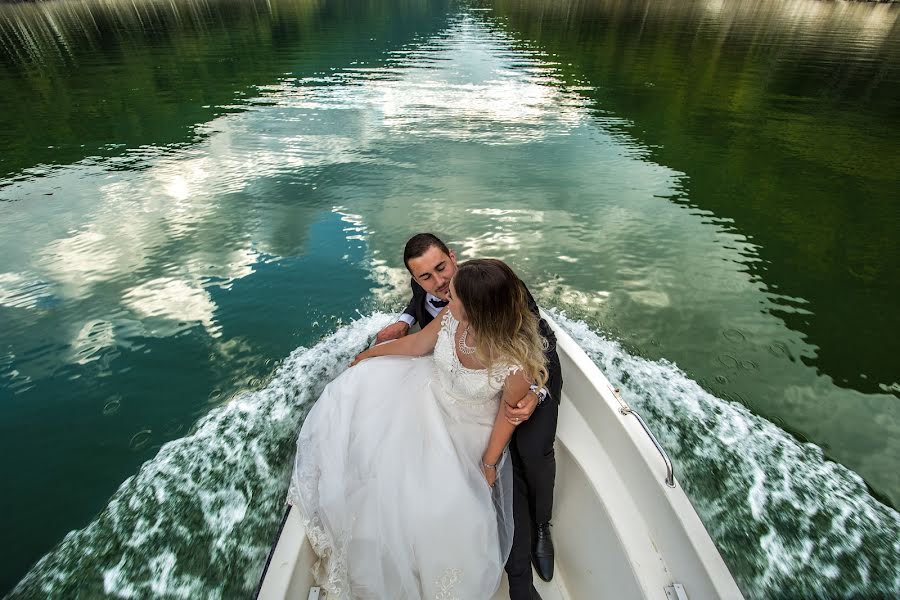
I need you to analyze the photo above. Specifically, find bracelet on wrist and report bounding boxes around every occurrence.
[481,460,498,470]
[529,384,549,405]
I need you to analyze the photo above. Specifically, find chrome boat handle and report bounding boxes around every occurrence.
[610,386,676,488]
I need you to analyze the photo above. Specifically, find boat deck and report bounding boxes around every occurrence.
[491,569,572,600]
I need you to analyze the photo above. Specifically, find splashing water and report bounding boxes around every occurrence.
[9,311,900,599]
[8,313,395,599]
[549,311,900,599]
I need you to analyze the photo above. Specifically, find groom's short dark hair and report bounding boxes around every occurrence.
[404,233,450,272]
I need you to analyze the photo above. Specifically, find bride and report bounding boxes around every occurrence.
[288,258,549,599]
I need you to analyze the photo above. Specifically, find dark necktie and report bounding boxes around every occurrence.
[429,297,449,308]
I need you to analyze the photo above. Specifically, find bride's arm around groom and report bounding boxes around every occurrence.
[350,305,447,367]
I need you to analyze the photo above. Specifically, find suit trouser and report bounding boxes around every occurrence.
[505,353,562,600]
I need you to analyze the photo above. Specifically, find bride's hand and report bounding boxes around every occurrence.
[350,349,372,367]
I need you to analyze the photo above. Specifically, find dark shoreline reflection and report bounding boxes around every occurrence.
[480,0,900,398]
[0,0,451,182]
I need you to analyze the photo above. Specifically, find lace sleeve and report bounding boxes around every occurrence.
[489,363,522,388]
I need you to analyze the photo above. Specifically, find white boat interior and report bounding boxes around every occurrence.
[256,312,744,599]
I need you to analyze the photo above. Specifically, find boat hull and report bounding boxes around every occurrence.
[255,312,744,599]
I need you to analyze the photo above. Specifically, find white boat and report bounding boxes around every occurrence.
[255,312,745,600]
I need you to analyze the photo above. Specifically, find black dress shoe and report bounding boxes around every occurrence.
[532,521,554,582]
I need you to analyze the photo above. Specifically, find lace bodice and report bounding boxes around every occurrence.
[432,313,518,422]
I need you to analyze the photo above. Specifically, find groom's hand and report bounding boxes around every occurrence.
[375,322,409,344]
[504,390,539,426]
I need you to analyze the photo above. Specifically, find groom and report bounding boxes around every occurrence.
[376,233,563,600]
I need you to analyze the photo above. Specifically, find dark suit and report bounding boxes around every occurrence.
[403,278,563,600]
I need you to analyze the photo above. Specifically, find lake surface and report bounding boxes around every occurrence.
[1,0,898,597]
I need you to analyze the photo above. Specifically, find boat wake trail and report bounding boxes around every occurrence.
[9,311,899,599]
[8,313,395,600]
[551,311,900,600]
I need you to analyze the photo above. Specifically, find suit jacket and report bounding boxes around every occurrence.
[402,279,562,401]
[402,279,438,328]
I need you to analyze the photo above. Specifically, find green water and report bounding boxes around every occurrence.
[1,0,898,597]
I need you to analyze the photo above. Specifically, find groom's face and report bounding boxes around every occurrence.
[407,245,457,300]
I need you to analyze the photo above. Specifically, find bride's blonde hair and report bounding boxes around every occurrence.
[453,259,548,390]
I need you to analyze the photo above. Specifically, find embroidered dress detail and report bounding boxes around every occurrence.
[432,313,520,420]
[434,567,463,600]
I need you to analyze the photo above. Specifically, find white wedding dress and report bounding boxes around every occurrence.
[288,312,516,600]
